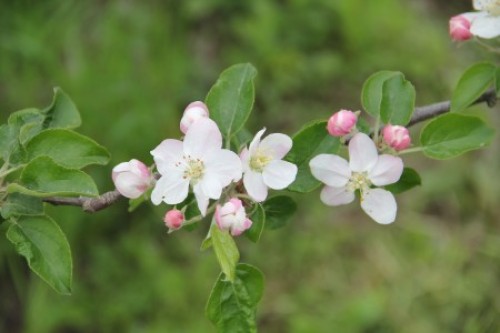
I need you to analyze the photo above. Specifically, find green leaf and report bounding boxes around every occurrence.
[0,193,44,219]
[263,195,297,230]
[451,62,496,113]
[285,121,340,192]
[7,156,99,197]
[380,73,415,125]
[0,124,18,162]
[206,63,257,142]
[245,203,265,243]
[42,87,81,129]
[361,71,398,118]
[420,113,495,159]
[6,215,72,295]
[495,66,500,93]
[26,129,110,168]
[385,167,421,194]
[206,263,264,333]
[211,222,240,282]
[8,108,46,145]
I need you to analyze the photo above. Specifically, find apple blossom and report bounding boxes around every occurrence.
[309,133,404,224]
[327,109,357,137]
[164,209,184,230]
[215,198,252,236]
[180,101,209,134]
[449,15,473,41]
[240,129,298,202]
[112,159,153,199]
[382,125,411,151]
[151,118,242,215]
[454,0,500,39]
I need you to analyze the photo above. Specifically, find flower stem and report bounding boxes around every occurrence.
[398,146,425,155]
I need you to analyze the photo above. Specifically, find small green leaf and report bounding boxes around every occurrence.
[380,73,415,125]
[0,193,44,219]
[26,129,110,168]
[361,71,398,118]
[0,124,18,162]
[7,108,45,145]
[6,215,72,295]
[206,63,257,142]
[263,196,297,230]
[495,66,500,93]
[451,62,496,113]
[42,87,81,129]
[211,222,240,282]
[245,203,265,243]
[285,121,340,192]
[8,156,99,197]
[385,167,421,194]
[206,263,264,333]
[420,113,495,159]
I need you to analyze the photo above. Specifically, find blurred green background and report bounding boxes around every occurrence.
[1,0,500,332]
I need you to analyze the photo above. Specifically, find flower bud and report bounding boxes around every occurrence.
[164,209,184,230]
[112,159,152,199]
[215,198,252,236]
[327,109,357,137]
[449,15,472,41]
[180,101,209,134]
[382,125,411,151]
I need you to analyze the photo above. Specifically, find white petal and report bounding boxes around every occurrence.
[200,174,223,200]
[309,154,351,187]
[150,139,184,175]
[205,149,243,186]
[470,14,500,38]
[320,186,355,206]
[349,133,378,173]
[262,160,298,190]
[114,173,145,199]
[259,133,293,160]
[360,189,397,224]
[150,172,189,205]
[193,183,210,216]
[240,148,251,172]
[368,154,404,186]
[248,128,266,155]
[183,118,222,159]
[243,170,268,202]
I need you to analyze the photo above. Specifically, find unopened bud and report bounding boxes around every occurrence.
[449,15,472,41]
[327,110,357,137]
[215,198,252,236]
[382,125,411,151]
[112,159,152,199]
[164,209,184,230]
[180,101,209,134]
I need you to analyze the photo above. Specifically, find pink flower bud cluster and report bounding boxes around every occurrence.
[215,198,253,236]
[112,159,152,199]
[327,110,357,137]
[164,209,184,230]
[449,15,473,41]
[382,125,411,151]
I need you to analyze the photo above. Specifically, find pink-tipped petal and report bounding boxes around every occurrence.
[368,154,404,186]
[243,170,268,202]
[309,154,351,187]
[360,188,397,224]
[349,133,378,173]
[114,172,147,199]
[320,186,355,206]
[183,118,222,159]
[262,160,298,190]
[259,133,293,160]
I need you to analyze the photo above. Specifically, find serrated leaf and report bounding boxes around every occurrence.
[206,263,264,333]
[211,222,240,282]
[385,167,421,194]
[7,156,98,197]
[263,196,297,230]
[26,129,110,168]
[451,62,496,113]
[0,124,18,162]
[420,113,494,159]
[6,215,72,295]
[285,121,340,192]
[42,87,81,129]
[206,63,257,142]
[245,204,265,243]
[361,71,399,118]
[0,193,44,219]
[7,108,46,145]
[380,73,415,125]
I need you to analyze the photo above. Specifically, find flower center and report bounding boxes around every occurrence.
[346,172,371,193]
[180,156,205,183]
[249,150,272,172]
[486,0,500,15]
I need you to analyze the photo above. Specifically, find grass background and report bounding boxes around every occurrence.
[1,0,500,332]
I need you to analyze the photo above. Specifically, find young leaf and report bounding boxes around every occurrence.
[451,62,496,113]
[26,129,110,169]
[361,71,398,118]
[8,108,46,145]
[206,263,264,333]
[263,195,297,230]
[0,193,44,219]
[0,124,18,162]
[245,203,265,243]
[42,87,81,129]
[380,73,415,125]
[6,215,72,295]
[211,222,240,282]
[385,167,421,194]
[7,156,99,197]
[206,63,257,142]
[420,113,495,159]
[285,121,340,193]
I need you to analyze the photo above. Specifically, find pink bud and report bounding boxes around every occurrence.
[180,101,209,134]
[327,110,357,137]
[382,125,411,151]
[112,159,152,199]
[449,15,472,41]
[215,198,252,236]
[164,209,184,230]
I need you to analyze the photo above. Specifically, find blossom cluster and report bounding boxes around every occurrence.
[449,0,500,41]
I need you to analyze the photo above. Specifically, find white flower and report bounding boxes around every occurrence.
[150,118,242,215]
[461,0,500,39]
[112,159,152,199]
[215,198,252,236]
[240,129,298,202]
[309,133,403,224]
